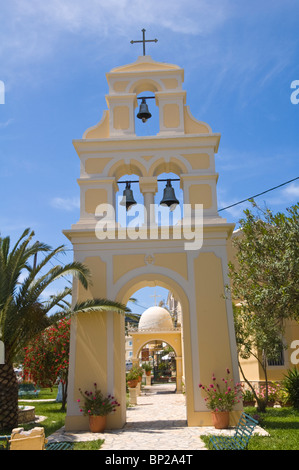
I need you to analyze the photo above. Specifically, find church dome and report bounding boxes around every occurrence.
[138,306,173,331]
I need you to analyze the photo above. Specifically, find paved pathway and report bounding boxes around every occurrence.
[48,383,268,451]
[100,384,207,450]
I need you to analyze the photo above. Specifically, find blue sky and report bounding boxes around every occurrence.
[0,0,298,314]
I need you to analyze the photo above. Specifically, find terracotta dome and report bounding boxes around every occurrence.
[138,306,173,331]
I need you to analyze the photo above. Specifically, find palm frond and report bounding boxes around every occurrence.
[72,298,130,315]
[42,287,72,314]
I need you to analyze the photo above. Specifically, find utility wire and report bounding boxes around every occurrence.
[218,176,299,212]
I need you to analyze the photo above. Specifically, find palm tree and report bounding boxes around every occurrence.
[0,228,129,431]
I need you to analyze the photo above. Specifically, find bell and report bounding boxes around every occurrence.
[159,180,180,211]
[137,98,152,123]
[120,182,137,211]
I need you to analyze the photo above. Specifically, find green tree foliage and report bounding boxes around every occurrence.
[0,228,129,430]
[228,202,299,410]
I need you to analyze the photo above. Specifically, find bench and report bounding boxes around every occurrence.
[18,383,40,398]
[0,436,74,451]
[45,441,74,450]
[209,412,259,450]
[0,435,10,450]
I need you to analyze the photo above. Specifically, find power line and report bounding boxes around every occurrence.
[218,176,299,212]
[39,251,73,286]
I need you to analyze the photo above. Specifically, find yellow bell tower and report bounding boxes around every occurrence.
[63,49,241,431]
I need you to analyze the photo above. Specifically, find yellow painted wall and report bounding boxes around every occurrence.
[154,253,188,280]
[66,255,128,430]
[182,153,210,170]
[85,189,108,214]
[189,184,212,209]
[84,110,110,139]
[189,251,242,426]
[113,106,130,130]
[131,331,182,359]
[113,81,130,92]
[161,78,178,89]
[184,107,210,134]
[113,254,146,283]
[194,252,234,378]
[85,157,113,174]
[163,103,180,128]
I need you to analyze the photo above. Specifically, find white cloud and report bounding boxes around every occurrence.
[267,182,299,206]
[50,196,80,211]
[283,182,299,199]
[0,119,14,128]
[0,0,232,78]
[12,0,231,36]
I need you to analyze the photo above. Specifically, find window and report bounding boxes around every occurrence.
[267,349,285,366]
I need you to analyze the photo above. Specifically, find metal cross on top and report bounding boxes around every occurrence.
[130,29,158,56]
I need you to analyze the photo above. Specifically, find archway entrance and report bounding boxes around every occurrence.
[114,272,194,428]
[125,285,183,384]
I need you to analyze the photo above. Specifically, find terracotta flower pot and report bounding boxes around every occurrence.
[211,411,230,429]
[128,379,138,388]
[88,414,107,433]
[146,371,151,376]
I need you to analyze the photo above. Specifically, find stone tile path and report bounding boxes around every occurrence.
[100,384,207,450]
[48,383,268,450]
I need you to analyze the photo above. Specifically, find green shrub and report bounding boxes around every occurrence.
[283,368,299,409]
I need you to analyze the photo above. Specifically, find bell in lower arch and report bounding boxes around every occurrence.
[137,98,152,123]
[159,180,180,212]
[120,182,137,211]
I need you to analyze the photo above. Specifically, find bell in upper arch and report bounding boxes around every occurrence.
[137,98,152,123]
[159,180,180,212]
[120,182,137,211]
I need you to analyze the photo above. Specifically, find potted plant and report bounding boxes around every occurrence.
[143,362,152,376]
[78,383,120,432]
[242,387,256,407]
[258,383,279,407]
[126,368,140,388]
[199,369,242,429]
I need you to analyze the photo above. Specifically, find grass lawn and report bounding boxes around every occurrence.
[201,407,299,450]
[17,387,104,451]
